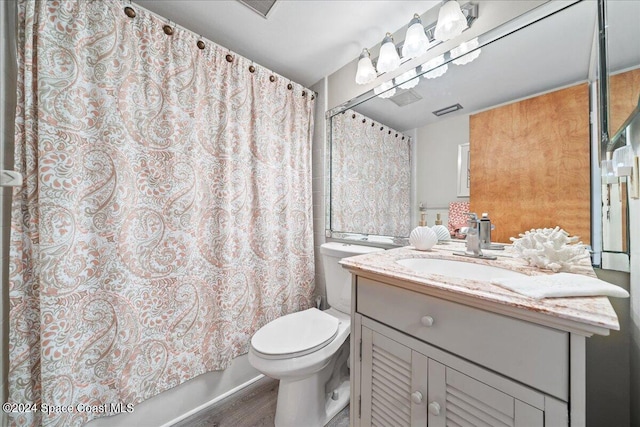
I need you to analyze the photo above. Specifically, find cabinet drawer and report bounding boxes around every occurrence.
[356,277,569,400]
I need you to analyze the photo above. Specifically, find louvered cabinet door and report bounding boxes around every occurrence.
[427,359,544,427]
[361,326,428,427]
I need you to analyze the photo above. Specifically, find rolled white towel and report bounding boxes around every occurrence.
[491,273,629,299]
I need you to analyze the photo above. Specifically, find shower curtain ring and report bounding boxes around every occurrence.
[163,20,174,35]
[124,3,136,18]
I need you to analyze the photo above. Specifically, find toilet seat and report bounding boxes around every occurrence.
[251,308,340,360]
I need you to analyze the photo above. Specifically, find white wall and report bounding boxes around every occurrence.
[311,78,328,307]
[415,114,470,225]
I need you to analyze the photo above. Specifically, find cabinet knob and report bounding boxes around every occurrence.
[420,316,434,327]
[411,391,423,404]
[428,401,441,416]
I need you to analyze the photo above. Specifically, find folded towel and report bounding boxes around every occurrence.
[491,273,629,299]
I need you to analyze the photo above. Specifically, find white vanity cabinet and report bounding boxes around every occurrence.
[350,276,582,427]
[358,320,556,427]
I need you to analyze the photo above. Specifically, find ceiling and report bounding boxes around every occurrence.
[136,0,440,88]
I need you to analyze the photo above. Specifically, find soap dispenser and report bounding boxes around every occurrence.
[418,202,427,226]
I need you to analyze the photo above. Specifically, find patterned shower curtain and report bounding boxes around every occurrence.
[331,109,411,237]
[8,1,315,425]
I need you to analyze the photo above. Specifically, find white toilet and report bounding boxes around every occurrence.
[248,242,383,427]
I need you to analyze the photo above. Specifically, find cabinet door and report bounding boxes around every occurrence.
[428,359,543,427]
[361,325,428,427]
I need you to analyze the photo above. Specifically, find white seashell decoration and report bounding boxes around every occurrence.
[432,225,451,241]
[510,226,589,272]
[409,226,438,251]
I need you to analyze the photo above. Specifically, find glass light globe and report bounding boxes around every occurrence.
[421,55,448,79]
[451,38,481,65]
[355,49,377,84]
[434,0,468,42]
[377,33,401,73]
[613,145,633,176]
[402,14,430,59]
[374,80,396,99]
[397,69,419,90]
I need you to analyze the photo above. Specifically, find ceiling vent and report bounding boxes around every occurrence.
[388,89,423,107]
[236,0,278,18]
[433,103,463,116]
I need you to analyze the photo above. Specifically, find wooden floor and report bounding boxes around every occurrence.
[173,376,350,427]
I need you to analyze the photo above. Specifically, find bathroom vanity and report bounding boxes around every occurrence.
[340,243,619,427]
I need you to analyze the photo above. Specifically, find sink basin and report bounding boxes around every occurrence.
[396,258,525,281]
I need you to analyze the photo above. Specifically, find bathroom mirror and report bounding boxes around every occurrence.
[598,0,640,270]
[326,0,636,270]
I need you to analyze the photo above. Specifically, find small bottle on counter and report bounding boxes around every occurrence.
[419,202,427,226]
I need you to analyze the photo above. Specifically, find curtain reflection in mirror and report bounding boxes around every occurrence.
[331,110,411,237]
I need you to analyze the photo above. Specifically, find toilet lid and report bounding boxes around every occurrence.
[251,308,339,358]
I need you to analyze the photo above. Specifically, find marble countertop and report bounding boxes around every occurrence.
[340,241,620,334]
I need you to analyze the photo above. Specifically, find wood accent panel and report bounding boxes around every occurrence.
[470,83,590,244]
[610,67,640,135]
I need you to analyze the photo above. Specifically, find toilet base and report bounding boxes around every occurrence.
[274,371,350,427]
[274,339,350,427]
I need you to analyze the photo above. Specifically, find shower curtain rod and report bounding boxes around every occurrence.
[342,110,409,140]
[121,0,318,99]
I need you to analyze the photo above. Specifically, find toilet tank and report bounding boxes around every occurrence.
[320,242,384,313]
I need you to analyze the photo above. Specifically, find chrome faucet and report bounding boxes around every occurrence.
[479,213,505,250]
[454,213,497,260]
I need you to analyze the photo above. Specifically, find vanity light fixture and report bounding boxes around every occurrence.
[353,3,478,84]
[355,48,377,85]
[601,159,617,184]
[397,69,419,89]
[377,33,401,73]
[422,55,448,79]
[374,80,396,99]
[451,37,482,65]
[402,14,431,59]
[613,145,633,177]
[434,0,469,42]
